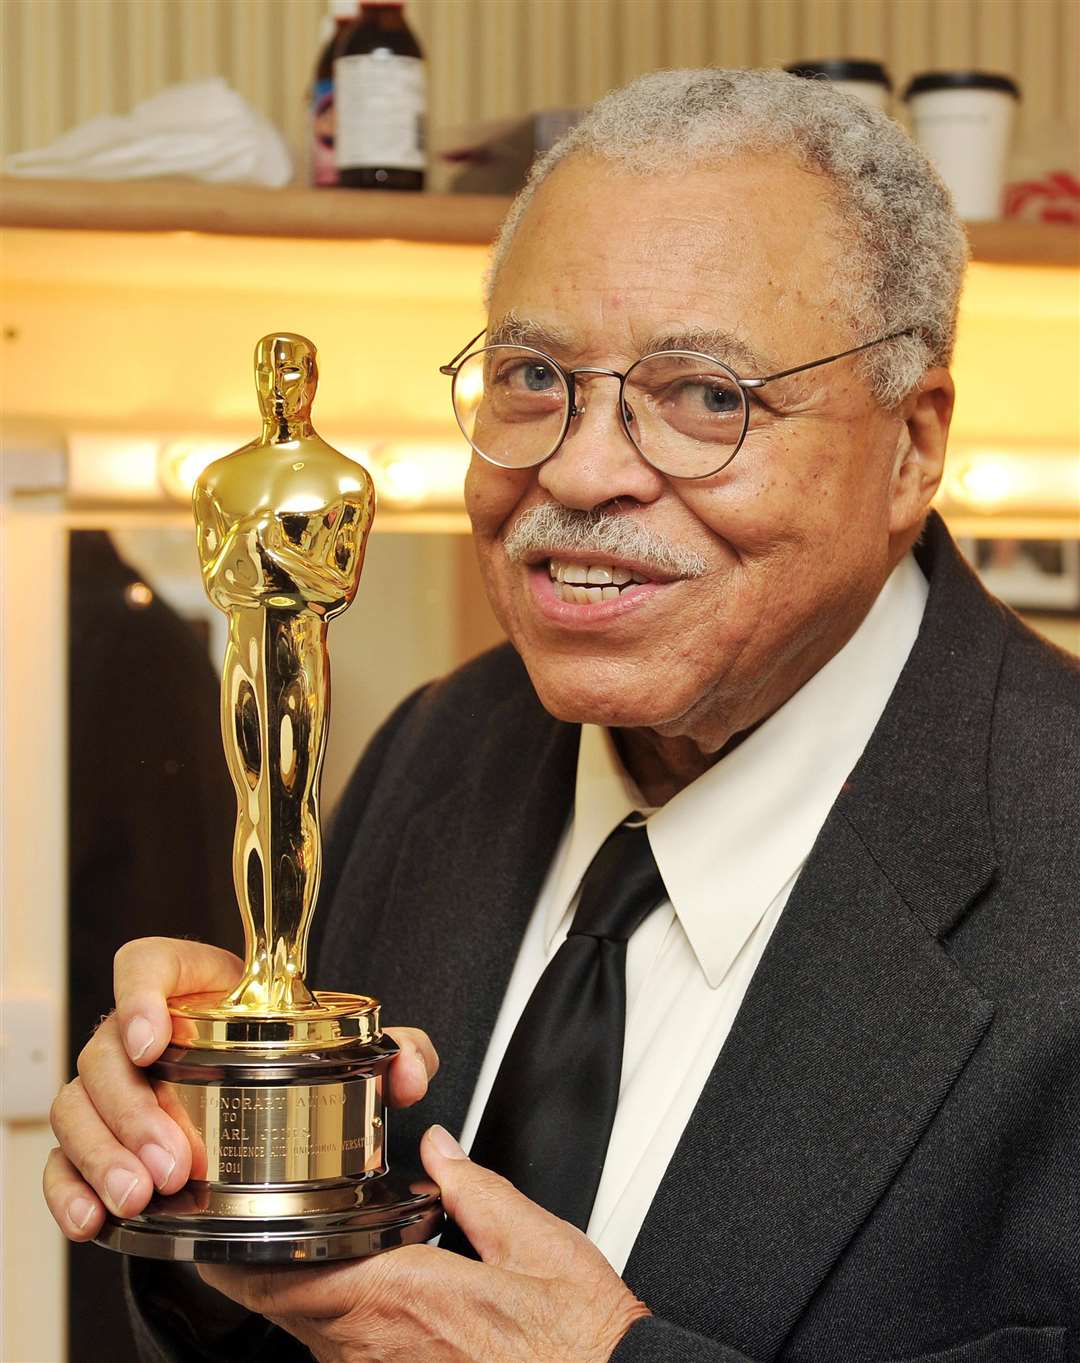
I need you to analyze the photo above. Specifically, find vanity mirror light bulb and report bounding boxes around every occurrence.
[943,446,1080,514]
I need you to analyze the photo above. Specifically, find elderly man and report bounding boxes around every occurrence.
[45,70,1078,1363]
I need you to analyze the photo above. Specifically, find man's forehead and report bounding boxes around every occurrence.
[492,151,848,366]
[487,310,775,375]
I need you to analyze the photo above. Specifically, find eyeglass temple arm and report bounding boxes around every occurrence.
[439,327,488,376]
[741,329,916,389]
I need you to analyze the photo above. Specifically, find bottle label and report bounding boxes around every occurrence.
[334,53,426,171]
[312,77,338,187]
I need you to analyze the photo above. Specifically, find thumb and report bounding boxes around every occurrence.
[421,1125,576,1272]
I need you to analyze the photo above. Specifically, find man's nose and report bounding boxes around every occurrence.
[536,381,665,512]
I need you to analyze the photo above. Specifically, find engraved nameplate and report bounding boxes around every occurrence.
[154,1074,386,1186]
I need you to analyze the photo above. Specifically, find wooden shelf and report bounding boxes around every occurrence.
[966,219,1080,267]
[2,177,1078,263]
[0,176,510,245]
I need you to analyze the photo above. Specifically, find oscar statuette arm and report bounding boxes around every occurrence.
[256,491,374,614]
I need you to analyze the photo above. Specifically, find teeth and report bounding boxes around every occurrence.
[547,559,656,604]
[548,559,652,584]
[551,580,648,605]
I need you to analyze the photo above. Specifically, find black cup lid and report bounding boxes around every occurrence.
[785,59,892,91]
[903,70,1020,100]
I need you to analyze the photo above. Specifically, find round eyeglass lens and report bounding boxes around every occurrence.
[452,345,570,469]
[623,351,749,478]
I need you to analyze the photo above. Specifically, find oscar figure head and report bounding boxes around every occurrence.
[255,333,319,435]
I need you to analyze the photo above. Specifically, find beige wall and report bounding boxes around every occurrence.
[2,0,1077,179]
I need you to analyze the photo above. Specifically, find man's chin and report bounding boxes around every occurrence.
[522,664,687,733]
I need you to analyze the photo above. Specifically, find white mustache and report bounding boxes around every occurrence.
[503,505,707,578]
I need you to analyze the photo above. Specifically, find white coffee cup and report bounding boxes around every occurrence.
[785,60,893,113]
[904,71,1020,221]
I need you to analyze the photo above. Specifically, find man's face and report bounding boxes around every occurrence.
[466,152,918,748]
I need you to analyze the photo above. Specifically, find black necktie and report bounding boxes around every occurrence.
[442,821,668,1255]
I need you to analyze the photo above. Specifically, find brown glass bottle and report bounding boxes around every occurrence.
[333,1,426,191]
[311,1,360,187]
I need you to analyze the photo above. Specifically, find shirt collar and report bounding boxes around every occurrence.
[543,725,643,950]
[545,552,929,986]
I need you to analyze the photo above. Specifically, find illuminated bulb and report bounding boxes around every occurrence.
[382,459,428,506]
[159,441,224,500]
[956,458,1014,508]
[124,581,154,609]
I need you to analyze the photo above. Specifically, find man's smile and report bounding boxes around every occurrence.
[547,558,652,604]
[522,552,678,624]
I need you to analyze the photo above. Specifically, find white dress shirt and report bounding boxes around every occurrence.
[458,553,929,1275]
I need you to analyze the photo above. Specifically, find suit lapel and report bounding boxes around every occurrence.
[375,693,579,1158]
[624,518,1005,1354]
[622,816,994,1357]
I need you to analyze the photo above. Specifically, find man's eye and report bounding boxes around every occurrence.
[698,381,741,413]
[518,363,557,392]
[672,378,742,415]
[491,360,561,396]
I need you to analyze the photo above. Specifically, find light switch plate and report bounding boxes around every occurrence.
[0,991,61,1121]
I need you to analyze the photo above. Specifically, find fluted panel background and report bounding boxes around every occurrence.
[1,0,1076,176]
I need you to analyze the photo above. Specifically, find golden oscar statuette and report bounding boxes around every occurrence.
[96,333,442,1263]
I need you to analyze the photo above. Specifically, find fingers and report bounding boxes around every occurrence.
[46,1013,193,1241]
[75,1013,192,1187]
[43,1146,105,1242]
[113,937,242,1066]
[197,1262,356,1319]
[48,1073,160,1233]
[420,1125,579,1273]
[383,1026,440,1109]
[197,1244,469,1322]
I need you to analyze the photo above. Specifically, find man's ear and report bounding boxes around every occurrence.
[889,366,955,538]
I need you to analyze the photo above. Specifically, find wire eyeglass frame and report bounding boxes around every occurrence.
[440,326,915,480]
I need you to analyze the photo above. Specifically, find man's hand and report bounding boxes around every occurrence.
[42,936,439,1241]
[198,1124,650,1363]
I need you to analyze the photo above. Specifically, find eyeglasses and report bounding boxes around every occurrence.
[440,327,913,480]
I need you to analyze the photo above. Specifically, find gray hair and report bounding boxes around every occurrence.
[503,503,708,578]
[486,68,968,408]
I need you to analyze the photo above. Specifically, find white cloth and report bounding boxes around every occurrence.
[458,552,929,1275]
[5,79,292,187]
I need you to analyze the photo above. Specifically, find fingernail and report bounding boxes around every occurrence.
[69,1197,96,1232]
[428,1124,466,1160]
[125,1016,155,1062]
[139,1143,176,1190]
[105,1168,140,1212]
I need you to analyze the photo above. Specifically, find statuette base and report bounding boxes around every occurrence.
[95,999,443,1263]
[96,1171,442,1264]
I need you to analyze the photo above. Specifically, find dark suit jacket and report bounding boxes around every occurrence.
[130,514,1079,1363]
